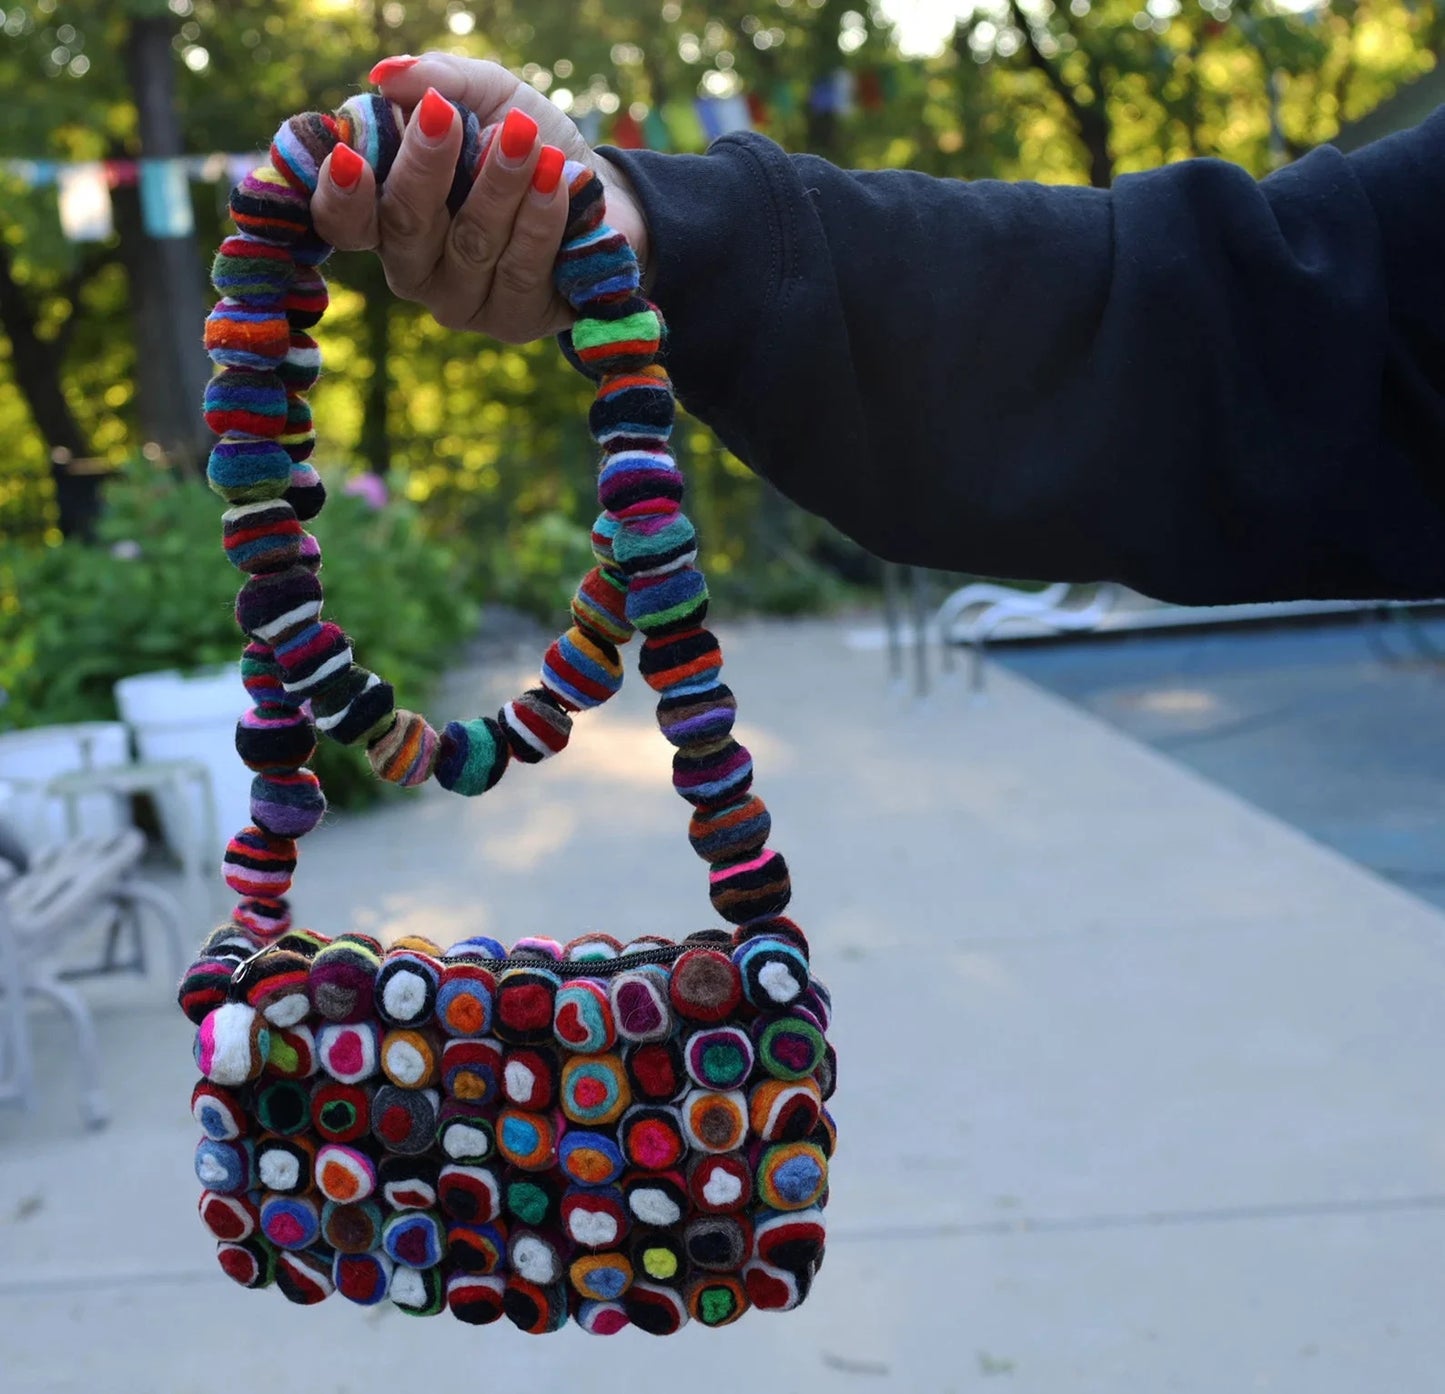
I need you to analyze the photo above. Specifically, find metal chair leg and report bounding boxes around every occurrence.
[115,875,189,986]
[27,965,109,1129]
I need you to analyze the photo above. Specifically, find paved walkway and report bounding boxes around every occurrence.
[3,620,1444,1392]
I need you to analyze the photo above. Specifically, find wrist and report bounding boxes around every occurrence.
[594,154,653,292]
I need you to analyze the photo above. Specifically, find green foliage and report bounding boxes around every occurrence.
[0,462,478,807]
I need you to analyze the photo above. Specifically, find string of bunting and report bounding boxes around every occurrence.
[7,65,891,244]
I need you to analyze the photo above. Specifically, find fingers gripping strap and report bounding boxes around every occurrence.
[205,93,791,932]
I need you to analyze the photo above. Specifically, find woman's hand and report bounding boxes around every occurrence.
[310,52,650,344]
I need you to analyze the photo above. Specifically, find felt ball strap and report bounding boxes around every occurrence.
[204,93,791,936]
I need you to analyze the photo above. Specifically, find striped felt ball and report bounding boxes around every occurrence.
[233,896,291,938]
[673,737,753,808]
[709,848,792,924]
[195,1002,269,1086]
[235,707,316,774]
[496,1108,562,1171]
[682,1025,753,1091]
[590,511,621,567]
[596,447,684,520]
[625,565,708,637]
[283,267,328,328]
[570,566,632,647]
[503,1275,570,1335]
[278,392,315,462]
[311,667,395,748]
[204,369,287,438]
[552,979,614,1053]
[499,691,572,765]
[638,628,720,694]
[207,437,293,504]
[590,369,674,450]
[571,307,661,376]
[275,332,321,392]
[434,717,510,795]
[540,627,624,712]
[223,500,304,574]
[275,621,352,700]
[251,768,326,839]
[754,1206,826,1274]
[367,710,441,787]
[285,461,327,520]
[612,514,697,579]
[222,825,296,901]
[556,227,637,307]
[216,1236,276,1289]
[234,565,321,644]
[205,300,290,369]
[230,163,310,244]
[755,1012,827,1081]
[333,1250,392,1305]
[623,1279,689,1336]
[212,232,293,298]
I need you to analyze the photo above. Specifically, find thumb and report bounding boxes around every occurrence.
[370,53,596,168]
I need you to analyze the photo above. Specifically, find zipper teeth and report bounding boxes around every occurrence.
[449,945,690,975]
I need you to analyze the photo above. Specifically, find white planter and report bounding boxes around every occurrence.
[0,722,131,850]
[115,666,250,862]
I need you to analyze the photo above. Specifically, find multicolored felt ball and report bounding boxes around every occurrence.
[503,1168,564,1229]
[618,1104,688,1172]
[380,1028,442,1089]
[558,1129,626,1187]
[668,948,743,1024]
[493,968,560,1046]
[316,1020,382,1084]
[447,1221,508,1275]
[560,1053,631,1127]
[496,1108,563,1171]
[742,1257,812,1312]
[382,1208,447,1270]
[437,1163,502,1225]
[441,1037,503,1104]
[195,1137,256,1195]
[749,1076,823,1143]
[576,1298,630,1336]
[754,1206,826,1274]
[196,1002,269,1086]
[734,936,810,1011]
[216,1236,276,1289]
[560,1184,630,1250]
[309,933,383,1022]
[310,1080,371,1143]
[683,1025,754,1091]
[552,979,615,1053]
[390,1263,446,1317]
[755,1012,827,1082]
[569,1250,634,1303]
[375,950,441,1027]
[754,1141,829,1212]
[333,1249,392,1305]
[623,1038,686,1103]
[686,1151,753,1215]
[684,1213,752,1271]
[259,1192,321,1251]
[622,1171,688,1230]
[255,1133,314,1194]
[321,1199,384,1255]
[447,1272,506,1325]
[378,1154,441,1212]
[254,1078,312,1135]
[370,1084,440,1155]
[192,1080,248,1141]
[437,1100,497,1165]
[623,1277,690,1335]
[685,1272,750,1328]
[199,1188,261,1242]
[264,1023,319,1080]
[314,1143,377,1204]
[679,1087,749,1154]
[435,963,495,1038]
[501,1046,559,1111]
[610,970,672,1044]
[502,1275,570,1335]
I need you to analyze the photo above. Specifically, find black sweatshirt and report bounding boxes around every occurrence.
[604,110,1445,606]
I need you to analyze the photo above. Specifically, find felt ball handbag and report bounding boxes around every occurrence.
[179,93,835,1334]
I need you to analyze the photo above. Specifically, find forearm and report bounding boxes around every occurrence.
[603,118,1445,604]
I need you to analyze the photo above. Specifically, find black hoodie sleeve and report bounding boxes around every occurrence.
[601,112,1445,605]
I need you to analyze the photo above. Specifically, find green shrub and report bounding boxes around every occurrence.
[0,461,478,808]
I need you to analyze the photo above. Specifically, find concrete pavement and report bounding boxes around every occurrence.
[3,619,1443,1392]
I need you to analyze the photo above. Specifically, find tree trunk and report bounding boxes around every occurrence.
[120,14,213,473]
[359,266,392,476]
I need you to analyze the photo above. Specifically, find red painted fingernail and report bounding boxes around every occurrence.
[330,142,364,191]
[500,108,539,162]
[369,55,418,84]
[532,145,565,195]
[418,87,454,142]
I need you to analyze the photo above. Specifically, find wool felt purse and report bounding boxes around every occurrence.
[180,93,835,1334]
